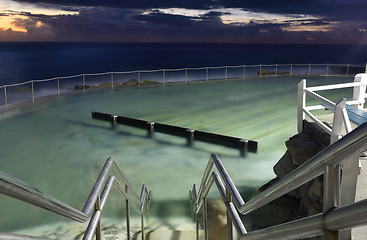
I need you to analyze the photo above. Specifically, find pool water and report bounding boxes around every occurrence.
[0,76,354,233]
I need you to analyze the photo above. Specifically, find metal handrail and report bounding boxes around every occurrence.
[191,120,367,240]
[0,157,151,240]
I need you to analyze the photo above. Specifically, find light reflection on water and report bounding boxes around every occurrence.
[0,76,353,232]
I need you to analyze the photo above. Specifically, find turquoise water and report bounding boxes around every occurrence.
[0,76,354,233]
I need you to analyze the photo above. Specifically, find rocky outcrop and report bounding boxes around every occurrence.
[248,130,327,236]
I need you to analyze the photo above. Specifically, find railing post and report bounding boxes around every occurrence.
[226,188,233,240]
[196,212,200,240]
[126,185,131,240]
[290,64,293,76]
[31,81,35,104]
[203,197,208,240]
[141,214,145,240]
[275,64,278,76]
[331,98,347,144]
[111,72,114,90]
[323,165,341,240]
[206,67,209,81]
[95,194,102,240]
[163,69,165,84]
[138,71,141,87]
[326,64,329,76]
[4,86,8,111]
[225,66,228,80]
[243,65,246,79]
[259,65,262,77]
[346,64,350,76]
[297,79,306,133]
[83,74,86,93]
[308,64,311,76]
[185,68,188,83]
[352,73,367,109]
[57,78,60,97]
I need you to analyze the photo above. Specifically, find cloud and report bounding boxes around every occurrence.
[2,0,367,43]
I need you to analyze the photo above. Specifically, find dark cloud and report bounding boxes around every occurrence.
[3,0,367,43]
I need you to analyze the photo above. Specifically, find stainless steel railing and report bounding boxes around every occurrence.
[191,120,367,240]
[0,157,151,240]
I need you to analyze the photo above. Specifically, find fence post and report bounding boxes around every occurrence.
[185,68,188,83]
[308,64,311,76]
[259,65,262,77]
[326,64,329,76]
[95,194,102,240]
[225,66,228,80]
[83,74,86,93]
[31,81,35,104]
[206,67,209,81]
[111,72,114,90]
[346,64,350,76]
[297,79,306,133]
[290,64,293,76]
[56,78,60,97]
[352,73,367,109]
[163,69,165,84]
[4,86,8,111]
[331,98,347,144]
[275,64,278,76]
[203,197,208,240]
[138,71,141,87]
[323,164,341,240]
[126,185,131,240]
[243,65,246,79]
[226,188,233,240]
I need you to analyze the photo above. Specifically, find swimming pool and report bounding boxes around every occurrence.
[0,75,354,233]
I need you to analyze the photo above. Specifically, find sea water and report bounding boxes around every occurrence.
[0,75,354,233]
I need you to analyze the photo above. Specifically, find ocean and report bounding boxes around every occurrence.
[0,42,366,85]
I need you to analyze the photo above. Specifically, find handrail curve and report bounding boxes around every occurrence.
[0,157,151,240]
[191,120,367,240]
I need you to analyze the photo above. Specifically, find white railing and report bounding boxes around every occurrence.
[297,73,367,144]
[0,63,364,112]
[191,119,367,240]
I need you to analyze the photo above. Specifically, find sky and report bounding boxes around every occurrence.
[0,0,367,44]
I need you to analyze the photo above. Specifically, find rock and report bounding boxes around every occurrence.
[285,132,321,166]
[141,80,159,85]
[122,79,139,85]
[98,82,120,88]
[74,84,90,90]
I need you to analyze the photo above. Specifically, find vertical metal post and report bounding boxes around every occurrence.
[243,65,246,79]
[290,64,293,76]
[323,164,341,240]
[31,81,35,104]
[126,185,131,240]
[353,73,367,109]
[225,66,228,80]
[141,214,145,240]
[196,213,200,240]
[297,79,306,133]
[138,71,141,87]
[111,72,114,90]
[226,188,233,240]
[163,69,165,84]
[83,74,86,93]
[203,197,208,240]
[185,68,188,83]
[259,65,262,77]
[346,64,350,76]
[275,64,278,76]
[95,195,102,240]
[308,64,311,76]
[4,86,8,111]
[57,78,60,97]
[206,67,209,81]
[331,98,349,144]
[326,64,329,76]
